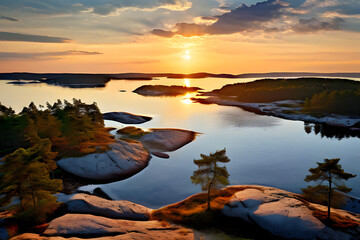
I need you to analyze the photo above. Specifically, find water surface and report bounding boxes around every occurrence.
[0,77,359,209]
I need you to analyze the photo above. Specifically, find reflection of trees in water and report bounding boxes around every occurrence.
[221,109,280,128]
[304,123,360,139]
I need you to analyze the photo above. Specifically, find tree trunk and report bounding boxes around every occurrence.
[328,178,332,220]
[207,166,216,211]
[207,184,211,210]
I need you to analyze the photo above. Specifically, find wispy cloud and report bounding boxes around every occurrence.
[0,0,192,16]
[292,17,344,33]
[0,50,102,60]
[0,31,71,43]
[0,16,19,21]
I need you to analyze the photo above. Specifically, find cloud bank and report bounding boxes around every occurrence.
[0,50,102,60]
[151,0,356,37]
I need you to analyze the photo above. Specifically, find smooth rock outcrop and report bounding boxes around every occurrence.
[222,185,360,240]
[139,128,196,152]
[56,193,152,220]
[42,214,194,239]
[103,112,152,124]
[57,140,151,181]
[12,229,194,240]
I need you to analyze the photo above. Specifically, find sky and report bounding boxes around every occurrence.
[0,0,359,73]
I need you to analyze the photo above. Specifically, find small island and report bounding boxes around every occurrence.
[133,85,203,96]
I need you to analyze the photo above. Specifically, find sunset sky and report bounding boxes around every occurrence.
[0,0,359,73]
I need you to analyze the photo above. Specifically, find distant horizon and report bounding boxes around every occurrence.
[1,71,360,75]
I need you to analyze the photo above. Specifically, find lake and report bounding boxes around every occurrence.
[1,77,359,209]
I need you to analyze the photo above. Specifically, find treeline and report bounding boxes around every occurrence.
[0,99,115,158]
[211,78,360,115]
[303,90,360,115]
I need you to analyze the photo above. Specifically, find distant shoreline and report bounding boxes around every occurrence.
[1,72,360,80]
[1,72,359,88]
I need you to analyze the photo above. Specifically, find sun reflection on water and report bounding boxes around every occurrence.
[182,92,193,104]
[184,78,190,87]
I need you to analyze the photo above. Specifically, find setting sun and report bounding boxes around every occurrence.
[183,50,191,60]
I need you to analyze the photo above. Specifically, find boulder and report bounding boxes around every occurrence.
[56,193,152,220]
[42,214,194,239]
[139,128,196,152]
[222,185,360,240]
[57,140,151,181]
[103,112,152,124]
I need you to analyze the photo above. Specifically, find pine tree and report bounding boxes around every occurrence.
[302,158,356,219]
[191,149,230,210]
[0,139,62,224]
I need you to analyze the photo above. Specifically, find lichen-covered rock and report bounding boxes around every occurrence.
[56,193,152,220]
[103,112,152,124]
[222,185,360,240]
[57,140,151,181]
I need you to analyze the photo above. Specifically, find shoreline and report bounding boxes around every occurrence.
[192,96,360,130]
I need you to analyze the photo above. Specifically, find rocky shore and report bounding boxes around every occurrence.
[6,185,360,240]
[193,97,360,130]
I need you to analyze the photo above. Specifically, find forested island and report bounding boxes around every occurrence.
[133,85,202,96]
[194,78,360,134]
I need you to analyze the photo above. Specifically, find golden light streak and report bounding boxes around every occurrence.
[184,78,190,87]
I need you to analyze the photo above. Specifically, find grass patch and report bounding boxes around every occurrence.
[116,126,149,137]
[152,186,280,239]
[152,186,253,225]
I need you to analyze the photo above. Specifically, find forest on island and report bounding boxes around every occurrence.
[209,78,360,115]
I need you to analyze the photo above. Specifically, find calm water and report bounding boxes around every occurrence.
[1,77,359,209]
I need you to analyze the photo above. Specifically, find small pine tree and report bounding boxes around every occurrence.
[302,158,356,219]
[0,139,62,225]
[191,149,230,210]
